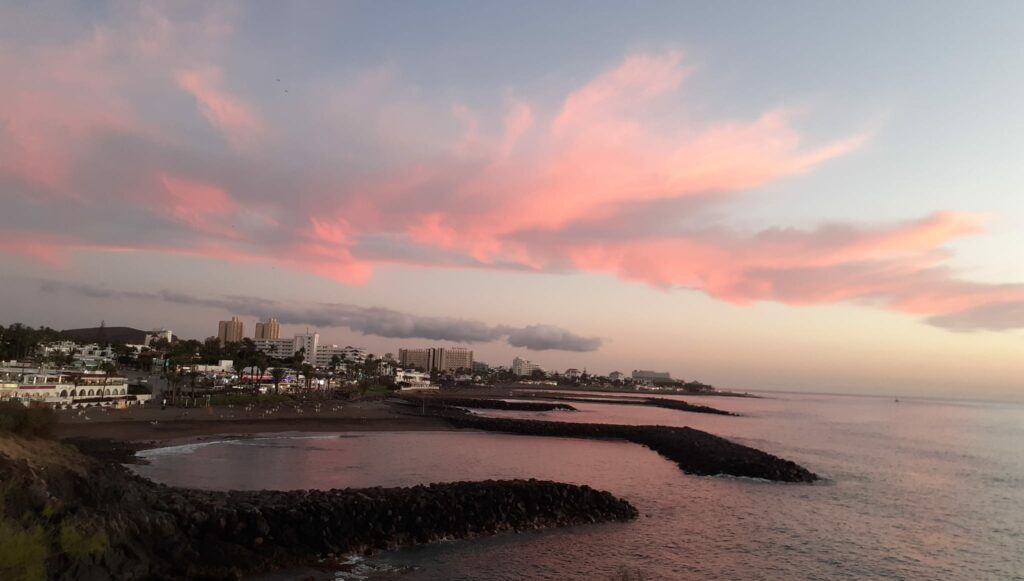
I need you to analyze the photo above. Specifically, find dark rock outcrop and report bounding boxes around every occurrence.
[445,415,818,483]
[0,439,637,580]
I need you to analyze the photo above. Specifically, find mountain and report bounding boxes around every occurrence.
[61,326,148,345]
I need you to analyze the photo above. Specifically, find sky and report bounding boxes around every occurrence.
[2,1,1023,400]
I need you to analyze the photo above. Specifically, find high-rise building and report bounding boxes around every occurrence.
[512,357,543,377]
[254,318,280,340]
[292,332,319,364]
[398,347,473,372]
[217,317,244,346]
[434,347,473,372]
[253,338,294,359]
[398,348,431,371]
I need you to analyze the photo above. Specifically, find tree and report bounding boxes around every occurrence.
[300,363,315,391]
[270,367,287,394]
[255,354,269,391]
[233,359,249,390]
[100,361,118,394]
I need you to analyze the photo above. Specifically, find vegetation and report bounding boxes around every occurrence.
[0,324,64,362]
[0,518,48,581]
[0,402,55,438]
[58,522,108,558]
[0,483,108,581]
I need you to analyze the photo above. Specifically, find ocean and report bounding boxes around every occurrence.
[132,392,1024,580]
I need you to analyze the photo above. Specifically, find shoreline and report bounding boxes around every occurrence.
[53,400,453,446]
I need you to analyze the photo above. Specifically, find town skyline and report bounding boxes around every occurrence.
[2,2,1023,401]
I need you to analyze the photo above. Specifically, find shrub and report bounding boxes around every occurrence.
[58,523,108,558]
[0,401,55,438]
[0,519,49,581]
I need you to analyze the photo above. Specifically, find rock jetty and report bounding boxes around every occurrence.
[0,438,637,580]
[524,393,737,416]
[445,415,818,483]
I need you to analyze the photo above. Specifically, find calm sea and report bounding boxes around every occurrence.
[133,392,1024,580]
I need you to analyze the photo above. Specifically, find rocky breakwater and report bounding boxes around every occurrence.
[0,437,636,580]
[526,393,737,416]
[445,415,818,483]
[393,395,577,412]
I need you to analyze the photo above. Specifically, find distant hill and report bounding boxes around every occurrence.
[61,326,148,345]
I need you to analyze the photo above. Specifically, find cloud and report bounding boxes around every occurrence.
[0,2,1020,333]
[175,66,265,148]
[36,280,603,351]
[505,325,604,352]
[925,301,1024,331]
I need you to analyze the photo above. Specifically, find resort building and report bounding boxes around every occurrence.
[217,316,244,346]
[144,329,173,346]
[395,369,433,389]
[254,338,294,359]
[398,347,473,372]
[254,318,281,340]
[293,332,319,363]
[0,367,146,409]
[564,368,583,379]
[609,371,626,381]
[315,345,367,368]
[632,370,672,382]
[512,357,543,377]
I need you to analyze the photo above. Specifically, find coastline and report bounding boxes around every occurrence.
[53,400,453,446]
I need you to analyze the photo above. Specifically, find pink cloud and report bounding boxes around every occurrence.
[159,174,241,237]
[176,66,265,148]
[2,25,1020,334]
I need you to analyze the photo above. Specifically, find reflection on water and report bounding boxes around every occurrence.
[134,393,1024,580]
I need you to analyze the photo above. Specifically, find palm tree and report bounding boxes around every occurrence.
[100,361,117,398]
[233,359,249,390]
[255,355,269,392]
[300,363,315,392]
[269,367,286,394]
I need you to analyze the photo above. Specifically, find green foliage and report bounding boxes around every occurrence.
[0,519,49,581]
[0,323,64,361]
[0,402,55,438]
[58,523,108,558]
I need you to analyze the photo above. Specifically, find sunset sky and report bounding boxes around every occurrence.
[2,2,1023,400]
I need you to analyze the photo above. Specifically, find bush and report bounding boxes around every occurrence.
[0,519,49,581]
[0,401,55,438]
[58,523,108,558]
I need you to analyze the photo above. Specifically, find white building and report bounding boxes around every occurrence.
[512,357,543,377]
[144,329,173,346]
[293,333,319,363]
[316,345,367,368]
[632,370,672,382]
[254,338,294,359]
[38,341,78,356]
[564,368,582,379]
[192,360,235,373]
[396,370,434,389]
[609,371,626,381]
[0,367,146,409]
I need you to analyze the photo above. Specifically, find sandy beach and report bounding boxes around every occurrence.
[53,400,451,444]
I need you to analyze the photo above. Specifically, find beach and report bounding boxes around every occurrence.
[53,399,451,445]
